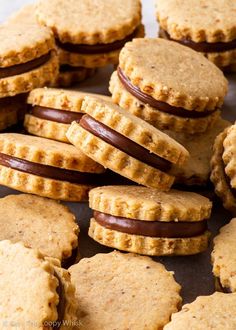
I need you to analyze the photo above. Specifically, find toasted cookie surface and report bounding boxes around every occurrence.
[69,251,181,329]
[212,218,236,292]
[164,292,236,330]
[0,194,79,261]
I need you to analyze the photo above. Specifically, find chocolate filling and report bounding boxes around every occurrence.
[117,67,216,118]
[0,52,51,79]
[94,211,207,238]
[215,277,232,294]
[0,152,102,184]
[160,28,236,53]
[30,105,84,124]
[51,271,66,329]
[56,28,138,54]
[79,114,172,172]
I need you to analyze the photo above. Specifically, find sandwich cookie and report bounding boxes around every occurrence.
[109,38,228,134]
[211,124,236,214]
[0,133,104,201]
[36,0,144,69]
[6,4,94,88]
[164,292,236,330]
[88,186,212,255]
[212,218,236,293]
[156,0,236,70]
[0,22,58,98]
[166,117,231,186]
[0,194,79,265]
[69,251,181,330]
[67,96,189,190]
[25,88,111,143]
[0,240,79,330]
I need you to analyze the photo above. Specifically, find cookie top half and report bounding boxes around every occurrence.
[36,0,141,44]
[222,124,236,188]
[69,251,181,330]
[156,0,236,43]
[79,96,189,165]
[89,186,212,221]
[0,22,55,67]
[0,194,79,261]
[119,38,228,111]
[164,292,236,330]
[0,133,104,173]
[0,240,58,329]
[212,218,236,292]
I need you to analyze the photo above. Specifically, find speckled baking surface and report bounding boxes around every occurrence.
[1,0,235,303]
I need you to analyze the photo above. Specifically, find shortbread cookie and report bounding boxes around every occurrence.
[69,251,181,329]
[67,96,189,190]
[109,38,228,134]
[210,126,236,214]
[166,117,231,185]
[88,186,211,255]
[212,218,236,293]
[156,0,236,70]
[0,133,104,201]
[0,22,59,98]
[25,88,111,142]
[0,194,79,263]
[164,292,236,330]
[53,66,96,87]
[36,0,143,68]
[0,240,59,329]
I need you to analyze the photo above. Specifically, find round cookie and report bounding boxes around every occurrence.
[66,96,189,190]
[88,186,212,255]
[0,22,59,98]
[25,88,112,143]
[156,0,236,70]
[0,133,104,201]
[69,251,181,329]
[210,125,236,214]
[212,218,236,293]
[165,117,231,186]
[0,240,59,329]
[0,194,79,263]
[109,38,228,134]
[164,292,236,330]
[36,0,144,68]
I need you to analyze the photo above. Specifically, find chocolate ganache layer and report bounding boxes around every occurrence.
[56,27,139,54]
[215,277,232,294]
[117,67,217,118]
[0,52,51,79]
[94,211,207,238]
[52,271,66,330]
[160,29,236,53]
[79,114,172,172]
[31,105,84,124]
[0,153,102,185]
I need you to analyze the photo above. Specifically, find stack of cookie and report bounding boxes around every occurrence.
[0,20,58,131]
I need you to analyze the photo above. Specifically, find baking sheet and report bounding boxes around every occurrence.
[1,0,236,304]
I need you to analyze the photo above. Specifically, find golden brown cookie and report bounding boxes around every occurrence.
[0,22,59,98]
[0,133,104,201]
[67,96,189,190]
[36,0,143,68]
[69,251,181,329]
[109,38,228,134]
[88,186,211,255]
[25,88,111,143]
[210,126,236,214]
[165,117,231,185]
[212,218,236,293]
[0,194,79,263]
[164,292,236,330]
[156,0,236,70]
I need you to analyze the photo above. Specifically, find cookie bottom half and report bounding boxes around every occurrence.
[89,218,210,256]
